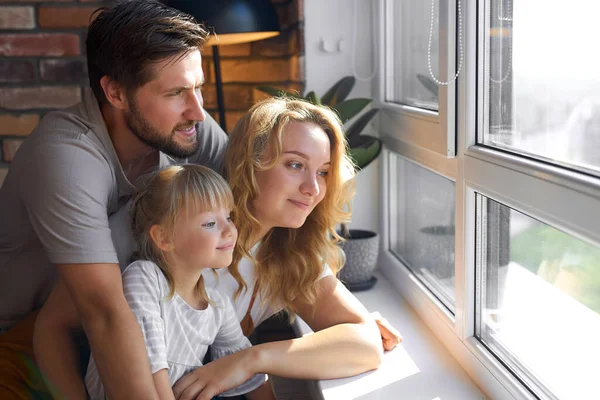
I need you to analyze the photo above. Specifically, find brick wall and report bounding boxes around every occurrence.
[0,0,305,186]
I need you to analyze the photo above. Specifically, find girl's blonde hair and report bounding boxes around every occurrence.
[224,97,356,317]
[130,164,244,301]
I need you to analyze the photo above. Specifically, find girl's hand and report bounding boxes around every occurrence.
[372,312,402,351]
[172,349,257,400]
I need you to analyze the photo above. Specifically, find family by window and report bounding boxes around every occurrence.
[0,1,402,399]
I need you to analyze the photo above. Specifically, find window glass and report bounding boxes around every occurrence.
[388,0,439,110]
[390,154,456,311]
[483,0,600,175]
[477,195,600,399]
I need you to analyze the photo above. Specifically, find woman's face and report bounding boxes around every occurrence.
[251,121,331,233]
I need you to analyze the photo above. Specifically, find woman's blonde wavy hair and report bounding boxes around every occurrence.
[224,97,356,318]
[130,164,244,302]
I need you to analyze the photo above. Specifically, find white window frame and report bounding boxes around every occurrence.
[377,1,600,399]
[375,0,459,160]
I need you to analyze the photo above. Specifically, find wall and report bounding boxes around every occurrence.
[304,0,380,233]
[0,0,304,185]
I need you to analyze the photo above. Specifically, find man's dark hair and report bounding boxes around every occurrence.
[86,0,209,103]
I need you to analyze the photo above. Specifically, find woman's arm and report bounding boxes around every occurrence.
[254,275,384,378]
[172,276,384,400]
[34,279,88,400]
[371,311,403,351]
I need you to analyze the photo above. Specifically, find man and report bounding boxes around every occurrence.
[0,1,226,398]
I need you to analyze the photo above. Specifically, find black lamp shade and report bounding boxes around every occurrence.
[167,0,280,46]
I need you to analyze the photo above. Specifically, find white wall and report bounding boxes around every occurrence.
[304,0,380,233]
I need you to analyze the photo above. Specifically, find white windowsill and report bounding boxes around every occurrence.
[293,272,486,400]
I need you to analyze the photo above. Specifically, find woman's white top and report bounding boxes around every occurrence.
[203,247,333,328]
[84,260,266,400]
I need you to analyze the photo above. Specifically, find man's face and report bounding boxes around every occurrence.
[124,49,206,159]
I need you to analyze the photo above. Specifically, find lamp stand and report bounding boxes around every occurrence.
[212,45,227,132]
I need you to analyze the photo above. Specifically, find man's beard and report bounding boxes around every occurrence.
[125,97,200,159]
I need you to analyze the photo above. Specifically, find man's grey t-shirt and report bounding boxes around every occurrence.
[0,89,228,332]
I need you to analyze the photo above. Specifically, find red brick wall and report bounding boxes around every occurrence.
[0,0,304,185]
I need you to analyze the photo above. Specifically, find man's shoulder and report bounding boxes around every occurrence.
[12,105,112,172]
[18,104,108,162]
[35,102,97,139]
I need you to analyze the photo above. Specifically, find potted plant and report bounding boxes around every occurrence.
[258,76,382,291]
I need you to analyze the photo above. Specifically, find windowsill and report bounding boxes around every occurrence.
[293,272,486,400]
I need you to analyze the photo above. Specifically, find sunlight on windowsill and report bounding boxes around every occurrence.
[294,273,484,399]
[320,344,419,399]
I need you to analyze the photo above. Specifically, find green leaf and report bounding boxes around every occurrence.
[350,139,382,170]
[333,99,372,123]
[257,85,286,97]
[305,91,321,104]
[256,86,303,99]
[321,76,356,106]
[348,134,378,149]
[345,108,379,143]
[416,74,439,97]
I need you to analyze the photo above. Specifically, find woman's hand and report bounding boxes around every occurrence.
[371,312,402,351]
[172,348,257,400]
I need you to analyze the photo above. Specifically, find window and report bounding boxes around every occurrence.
[379,0,460,158]
[476,196,600,399]
[482,0,600,176]
[387,1,439,111]
[378,1,600,399]
[389,154,456,312]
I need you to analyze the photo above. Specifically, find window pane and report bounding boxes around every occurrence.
[387,0,439,111]
[477,196,600,399]
[483,0,600,175]
[390,154,455,312]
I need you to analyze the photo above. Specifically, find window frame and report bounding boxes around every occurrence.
[378,0,600,399]
[376,0,458,159]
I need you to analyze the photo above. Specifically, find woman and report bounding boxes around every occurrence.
[172,97,401,399]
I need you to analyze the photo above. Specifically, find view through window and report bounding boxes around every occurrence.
[483,0,600,175]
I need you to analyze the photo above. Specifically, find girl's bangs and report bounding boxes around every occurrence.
[176,171,235,216]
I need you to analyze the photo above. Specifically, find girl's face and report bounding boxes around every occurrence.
[251,121,331,233]
[170,206,238,270]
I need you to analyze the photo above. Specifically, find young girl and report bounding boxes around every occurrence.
[84,164,273,400]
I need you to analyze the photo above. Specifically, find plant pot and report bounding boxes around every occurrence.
[418,224,455,280]
[338,229,380,291]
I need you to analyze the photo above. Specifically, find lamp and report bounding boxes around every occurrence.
[167,0,281,132]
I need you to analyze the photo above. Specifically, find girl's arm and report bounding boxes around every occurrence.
[153,369,176,400]
[208,295,273,399]
[34,279,88,400]
[172,276,384,400]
